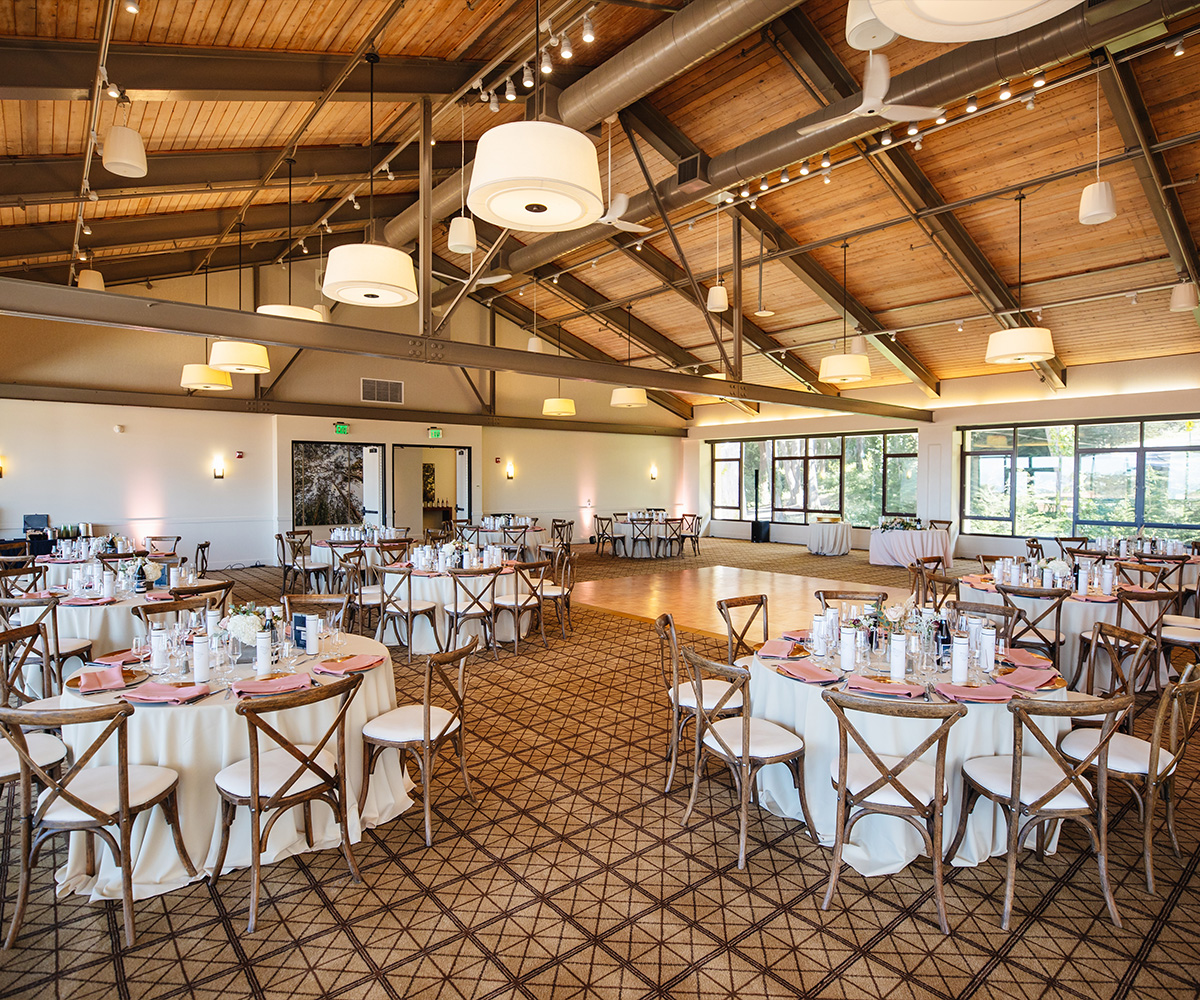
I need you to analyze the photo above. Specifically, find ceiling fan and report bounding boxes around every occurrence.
[797,52,943,136]
[597,122,651,234]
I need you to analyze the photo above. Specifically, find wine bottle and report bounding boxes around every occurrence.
[134,560,147,594]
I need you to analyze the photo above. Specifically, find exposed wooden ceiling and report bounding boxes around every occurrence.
[2,0,1200,419]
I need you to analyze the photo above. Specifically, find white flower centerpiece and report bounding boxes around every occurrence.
[220,603,265,645]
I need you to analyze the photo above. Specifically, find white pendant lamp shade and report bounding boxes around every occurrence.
[818,352,871,384]
[542,396,576,416]
[447,215,478,254]
[610,386,648,408]
[102,124,148,178]
[706,282,729,312]
[256,303,326,322]
[1078,180,1117,225]
[1170,281,1198,312]
[76,269,105,291]
[868,0,1079,42]
[180,364,233,391]
[526,336,544,352]
[849,334,869,354]
[467,121,603,233]
[984,326,1055,364]
[322,242,417,307]
[209,340,271,374]
[845,0,897,49]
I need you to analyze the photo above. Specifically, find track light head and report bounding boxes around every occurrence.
[505,77,516,101]
[906,123,919,136]
[749,197,757,209]
[799,161,810,175]
[489,90,499,112]
[1025,95,1035,110]
[384,162,394,180]
[1173,39,1185,57]
[913,134,923,150]
[999,81,1012,100]
[820,151,831,168]
[935,114,947,124]
[1032,71,1046,88]
[740,182,750,198]
[582,11,595,43]
[880,131,892,146]
[106,79,121,99]
[822,169,831,184]
[82,222,92,235]
[759,176,768,192]
[955,319,963,332]
[351,196,360,210]
[522,63,534,87]
[541,48,553,74]
[300,239,308,254]
[125,0,139,13]
[780,166,789,183]
[560,33,572,59]
[966,95,978,113]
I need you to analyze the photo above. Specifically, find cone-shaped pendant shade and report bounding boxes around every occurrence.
[180,364,233,391]
[102,125,147,178]
[1079,180,1117,225]
[526,336,544,353]
[76,269,105,291]
[209,340,270,374]
[706,283,728,312]
[1170,282,1198,312]
[447,216,477,254]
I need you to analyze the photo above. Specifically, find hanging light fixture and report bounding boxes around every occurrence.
[76,269,105,291]
[1079,74,1117,225]
[468,0,602,234]
[1169,278,1198,312]
[209,341,270,374]
[986,192,1056,364]
[535,281,576,416]
[323,52,418,307]
[447,103,478,254]
[181,274,233,390]
[102,92,147,178]
[257,156,324,323]
[706,209,728,312]
[611,306,647,408]
[819,242,871,384]
[753,229,774,317]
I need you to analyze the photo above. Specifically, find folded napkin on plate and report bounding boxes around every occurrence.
[1119,583,1158,594]
[312,654,385,675]
[144,590,174,602]
[996,666,1059,691]
[1001,647,1051,668]
[846,675,924,698]
[60,596,116,607]
[231,673,313,697]
[411,569,441,577]
[758,639,799,659]
[781,629,810,642]
[26,590,57,600]
[77,666,128,692]
[777,660,838,684]
[1073,593,1117,603]
[93,649,141,665]
[124,681,210,704]
[960,573,988,585]
[382,561,413,570]
[935,682,1015,703]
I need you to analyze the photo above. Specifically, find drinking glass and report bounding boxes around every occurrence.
[855,629,871,670]
[225,634,242,667]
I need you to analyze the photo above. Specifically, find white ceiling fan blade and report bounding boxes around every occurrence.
[598,191,631,225]
[860,51,891,111]
[612,220,651,233]
[797,112,856,136]
[878,102,945,121]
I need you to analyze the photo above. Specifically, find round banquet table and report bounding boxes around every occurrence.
[749,655,1068,877]
[33,557,90,589]
[475,526,545,545]
[56,633,411,902]
[612,518,670,558]
[808,521,852,556]
[380,568,531,654]
[868,527,953,568]
[308,540,385,572]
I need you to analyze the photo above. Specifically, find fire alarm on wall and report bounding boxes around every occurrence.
[235,451,244,459]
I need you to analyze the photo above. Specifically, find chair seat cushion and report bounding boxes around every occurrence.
[1162,615,1200,629]
[57,638,93,656]
[832,753,940,809]
[363,704,459,745]
[384,599,439,615]
[492,594,540,608]
[703,717,803,760]
[39,764,178,823]
[1162,626,1200,645]
[358,586,383,603]
[542,585,569,598]
[1061,728,1174,777]
[1014,631,1067,646]
[670,680,744,712]
[963,755,1091,810]
[215,746,335,799]
[447,602,493,615]
[0,732,67,782]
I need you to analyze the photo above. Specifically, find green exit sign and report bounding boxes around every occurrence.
[428,427,442,439]
[333,422,350,435]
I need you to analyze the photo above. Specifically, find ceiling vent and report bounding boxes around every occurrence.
[361,378,404,404]
[676,152,710,194]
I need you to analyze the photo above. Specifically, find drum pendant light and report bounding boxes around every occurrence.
[610,306,647,408]
[819,242,870,384]
[1079,74,1117,225]
[323,52,418,307]
[257,157,324,323]
[210,231,271,375]
[182,323,232,391]
[986,192,1056,364]
[467,0,603,233]
[448,104,478,254]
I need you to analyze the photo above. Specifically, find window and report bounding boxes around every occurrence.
[712,442,741,521]
[960,415,1200,538]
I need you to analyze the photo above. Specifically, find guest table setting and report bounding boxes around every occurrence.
[612,511,674,559]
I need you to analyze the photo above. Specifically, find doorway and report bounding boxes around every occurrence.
[392,445,472,535]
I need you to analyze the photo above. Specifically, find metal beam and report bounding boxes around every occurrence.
[0,277,933,421]
[0,39,485,103]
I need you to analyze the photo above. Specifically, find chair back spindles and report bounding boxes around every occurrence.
[717,594,768,664]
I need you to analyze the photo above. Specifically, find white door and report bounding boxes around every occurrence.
[362,446,382,527]
[456,449,471,522]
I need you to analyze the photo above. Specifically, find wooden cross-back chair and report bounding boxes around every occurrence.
[492,560,549,655]
[0,623,55,711]
[977,554,1006,574]
[822,689,967,935]
[716,594,768,664]
[593,516,624,557]
[210,673,362,932]
[944,600,1022,645]
[541,552,577,638]
[995,584,1070,670]
[1069,622,1154,726]
[192,541,210,578]
[144,535,181,555]
[655,518,686,559]
[680,513,702,555]
[814,591,889,615]
[1113,589,1184,692]
[458,524,482,547]
[282,592,350,629]
[284,535,329,594]
[924,573,959,612]
[376,567,441,662]
[131,596,212,637]
[0,565,47,600]
[1066,547,1109,569]
[168,580,235,617]
[445,567,500,660]
[1026,538,1045,560]
[0,601,91,704]
[926,519,951,532]
[627,519,654,559]
[0,540,27,560]
[1055,536,1090,560]
[1114,561,1165,590]
[498,526,527,562]
[1145,554,1189,594]
[361,638,480,847]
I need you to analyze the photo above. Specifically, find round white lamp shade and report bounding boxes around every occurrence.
[256,303,326,322]
[322,242,417,307]
[76,269,106,291]
[467,121,603,233]
[869,0,1080,42]
[526,336,544,353]
[542,397,577,416]
[845,0,898,49]
[984,326,1055,364]
[447,216,478,254]
[706,282,729,312]
[1169,281,1198,312]
[610,386,648,407]
[209,340,270,374]
[818,352,871,384]
[1079,180,1117,225]
[102,125,148,178]
[180,364,233,391]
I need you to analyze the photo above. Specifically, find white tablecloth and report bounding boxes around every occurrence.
[869,528,953,568]
[380,569,529,654]
[308,541,385,572]
[749,656,1068,877]
[57,634,410,902]
[612,519,671,558]
[808,522,852,556]
[33,558,88,588]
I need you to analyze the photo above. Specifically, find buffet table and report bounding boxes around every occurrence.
[869,527,952,568]
[808,521,852,557]
[57,634,411,901]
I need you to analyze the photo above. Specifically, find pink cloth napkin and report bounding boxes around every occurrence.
[781,629,810,642]
[777,660,838,684]
[1119,583,1157,594]
[382,561,413,570]
[94,649,140,665]
[145,591,173,602]
[960,573,988,585]
[411,569,441,577]
[1073,593,1117,603]
[996,666,1059,691]
[77,666,127,692]
[935,682,1015,703]
[312,654,385,675]
[26,590,57,600]
[846,675,924,698]
[758,639,799,659]
[962,579,997,592]
[60,596,116,607]
[1001,647,1051,668]
[124,681,210,704]
[231,673,313,697]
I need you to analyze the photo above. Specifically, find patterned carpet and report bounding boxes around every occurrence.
[1,542,1198,999]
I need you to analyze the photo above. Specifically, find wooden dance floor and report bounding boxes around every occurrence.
[573,565,911,639]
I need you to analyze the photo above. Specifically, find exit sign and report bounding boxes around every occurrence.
[333,422,350,435]
[428,427,442,439]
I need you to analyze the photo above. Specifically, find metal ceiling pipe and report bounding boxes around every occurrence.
[506,0,1200,275]
[382,0,802,249]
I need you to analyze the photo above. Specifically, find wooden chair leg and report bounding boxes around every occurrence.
[3,814,33,949]
[302,802,314,847]
[247,806,262,933]
[119,816,136,947]
[456,733,479,806]
[931,802,950,934]
[209,798,235,886]
[338,772,362,883]
[823,791,849,912]
[360,742,377,818]
[161,790,197,876]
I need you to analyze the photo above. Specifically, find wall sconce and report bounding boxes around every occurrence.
[213,456,225,479]
[505,461,515,480]
[649,463,658,481]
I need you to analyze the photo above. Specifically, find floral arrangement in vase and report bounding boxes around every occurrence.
[879,516,924,532]
[220,603,265,645]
